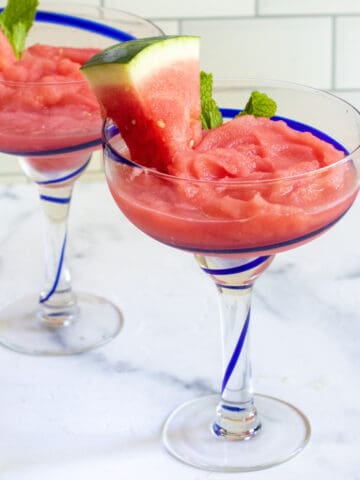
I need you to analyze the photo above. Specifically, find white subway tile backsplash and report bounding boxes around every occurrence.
[333,91,360,111]
[182,17,332,88]
[335,17,360,89]
[149,20,180,35]
[2,0,360,183]
[104,0,255,19]
[259,0,360,15]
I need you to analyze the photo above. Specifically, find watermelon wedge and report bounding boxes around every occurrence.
[81,36,201,171]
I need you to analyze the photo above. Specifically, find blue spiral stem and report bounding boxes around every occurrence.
[221,307,251,394]
[39,234,67,304]
[36,158,90,311]
[196,254,274,439]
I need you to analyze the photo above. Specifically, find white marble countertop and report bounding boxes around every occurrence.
[0,180,359,480]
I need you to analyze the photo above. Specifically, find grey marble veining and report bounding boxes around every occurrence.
[0,181,359,480]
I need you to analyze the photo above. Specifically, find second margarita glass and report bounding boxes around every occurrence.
[102,78,360,471]
[0,5,163,355]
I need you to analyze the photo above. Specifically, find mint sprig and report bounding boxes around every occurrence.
[0,0,39,59]
[237,90,277,118]
[199,73,277,129]
[200,71,223,130]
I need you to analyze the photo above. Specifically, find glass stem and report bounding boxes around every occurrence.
[38,183,78,327]
[196,254,274,440]
[215,283,259,439]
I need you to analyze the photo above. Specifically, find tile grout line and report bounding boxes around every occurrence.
[254,11,360,18]
[176,19,181,35]
[150,12,360,22]
[331,16,337,91]
[333,88,360,93]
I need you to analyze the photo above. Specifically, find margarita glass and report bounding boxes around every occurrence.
[102,78,360,472]
[0,4,163,355]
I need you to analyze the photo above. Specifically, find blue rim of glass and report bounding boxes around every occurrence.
[0,9,137,157]
[103,108,355,254]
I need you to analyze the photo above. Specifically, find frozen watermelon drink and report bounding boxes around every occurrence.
[83,37,360,471]
[0,2,163,355]
[0,37,102,176]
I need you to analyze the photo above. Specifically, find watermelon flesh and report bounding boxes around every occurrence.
[97,58,201,171]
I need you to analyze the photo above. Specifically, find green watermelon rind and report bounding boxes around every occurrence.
[82,36,168,68]
[81,35,199,86]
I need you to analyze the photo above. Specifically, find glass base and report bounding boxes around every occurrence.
[163,394,311,473]
[0,292,123,355]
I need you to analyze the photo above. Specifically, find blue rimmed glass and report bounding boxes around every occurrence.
[0,4,163,355]
[102,78,360,471]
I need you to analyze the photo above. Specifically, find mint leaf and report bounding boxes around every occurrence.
[200,71,223,129]
[238,90,277,118]
[0,0,39,59]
